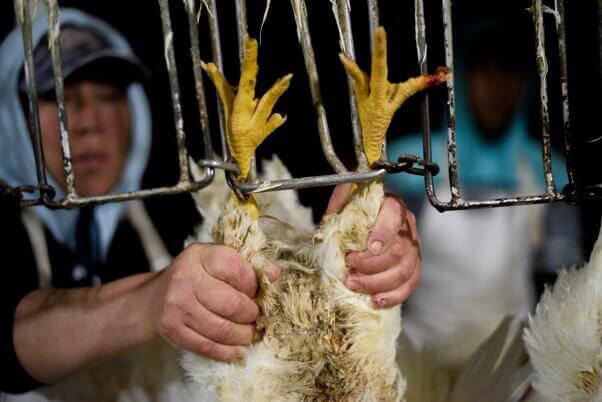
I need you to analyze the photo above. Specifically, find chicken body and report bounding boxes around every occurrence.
[181,27,450,401]
[524,221,602,401]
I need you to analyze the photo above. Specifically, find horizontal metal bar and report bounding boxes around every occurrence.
[31,169,214,208]
[430,192,567,212]
[195,158,239,172]
[237,169,386,194]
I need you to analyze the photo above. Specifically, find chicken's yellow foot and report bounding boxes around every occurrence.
[201,37,292,181]
[339,27,449,165]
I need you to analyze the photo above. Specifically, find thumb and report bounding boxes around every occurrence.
[325,183,353,215]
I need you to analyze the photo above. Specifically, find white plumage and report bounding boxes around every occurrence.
[524,221,602,401]
[183,157,405,401]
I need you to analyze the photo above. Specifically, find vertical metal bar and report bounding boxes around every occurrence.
[554,0,576,188]
[234,0,257,181]
[46,0,76,198]
[234,0,248,63]
[365,0,383,160]
[158,0,190,183]
[366,0,380,46]
[18,0,50,200]
[290,0,347,173]
[183,0,213,160]
[337,0,368,170]
[206,0,229,161]
[533,0,557,194]
[414,0,439,205]
[441,0,460,203]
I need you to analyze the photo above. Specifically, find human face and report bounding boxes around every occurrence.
[467,58,523,141]
[38,80,130,196]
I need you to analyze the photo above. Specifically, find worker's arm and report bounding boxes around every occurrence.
[11,243,273,386]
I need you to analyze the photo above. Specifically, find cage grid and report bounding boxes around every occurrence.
[2,0,590,211]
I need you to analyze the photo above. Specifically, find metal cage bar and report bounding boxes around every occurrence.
[184,0,214,160]
[206,0,229,161]
[411,0,572,211]
[4,0,592,209]
[533,0,557,194]
[335,0,368,170]
[158,0,191,185]
[366,0,380,46]
[290,0,347,174]
[47,0,76,199]
[554,0,577,189]
[18,1,53,206]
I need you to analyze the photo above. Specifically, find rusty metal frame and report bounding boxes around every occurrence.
[4,0,591,211]
[414,0,585,211]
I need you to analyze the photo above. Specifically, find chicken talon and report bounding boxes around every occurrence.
[340,26,449,165]
[201,37,292,183]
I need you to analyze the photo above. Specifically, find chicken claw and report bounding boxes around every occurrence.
[201,38,292,181]
[339,27,449,165]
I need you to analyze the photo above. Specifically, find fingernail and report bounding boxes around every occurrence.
[345,254,354,266]
[374,296,386,308]
[370,240,383,255]
[253,327,264,343]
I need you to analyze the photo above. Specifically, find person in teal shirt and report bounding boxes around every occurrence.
[385,18,583,369]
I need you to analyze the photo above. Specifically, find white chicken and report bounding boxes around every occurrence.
[523,219,602,401]
[182,28,448,401]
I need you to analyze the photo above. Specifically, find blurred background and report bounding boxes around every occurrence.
[1,0,600,273]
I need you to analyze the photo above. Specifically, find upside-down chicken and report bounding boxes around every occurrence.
[182,27,448,401]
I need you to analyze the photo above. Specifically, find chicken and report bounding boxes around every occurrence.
[182,28,447,401]
[523,219,602,401]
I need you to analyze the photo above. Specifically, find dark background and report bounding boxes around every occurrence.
[1,0,600,255]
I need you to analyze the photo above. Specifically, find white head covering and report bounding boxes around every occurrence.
[0,7,152,259]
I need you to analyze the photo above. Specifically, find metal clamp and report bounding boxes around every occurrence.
[372,154,440,176]
[0,180,56,204]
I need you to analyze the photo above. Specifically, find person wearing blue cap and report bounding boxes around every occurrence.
[0,7,423,400]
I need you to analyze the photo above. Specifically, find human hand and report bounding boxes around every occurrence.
[326,184,421,308]
[150,243,279,361]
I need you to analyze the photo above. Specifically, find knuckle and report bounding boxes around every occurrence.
[196,339,218,359]
[225,258,244,287]
[397,264,412,283]
[390,242,404,260]
[163,290,181,312]
[355,276,369,292]
[158,316,177,339]
[215,319,234,341]
[221,294,243,319]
